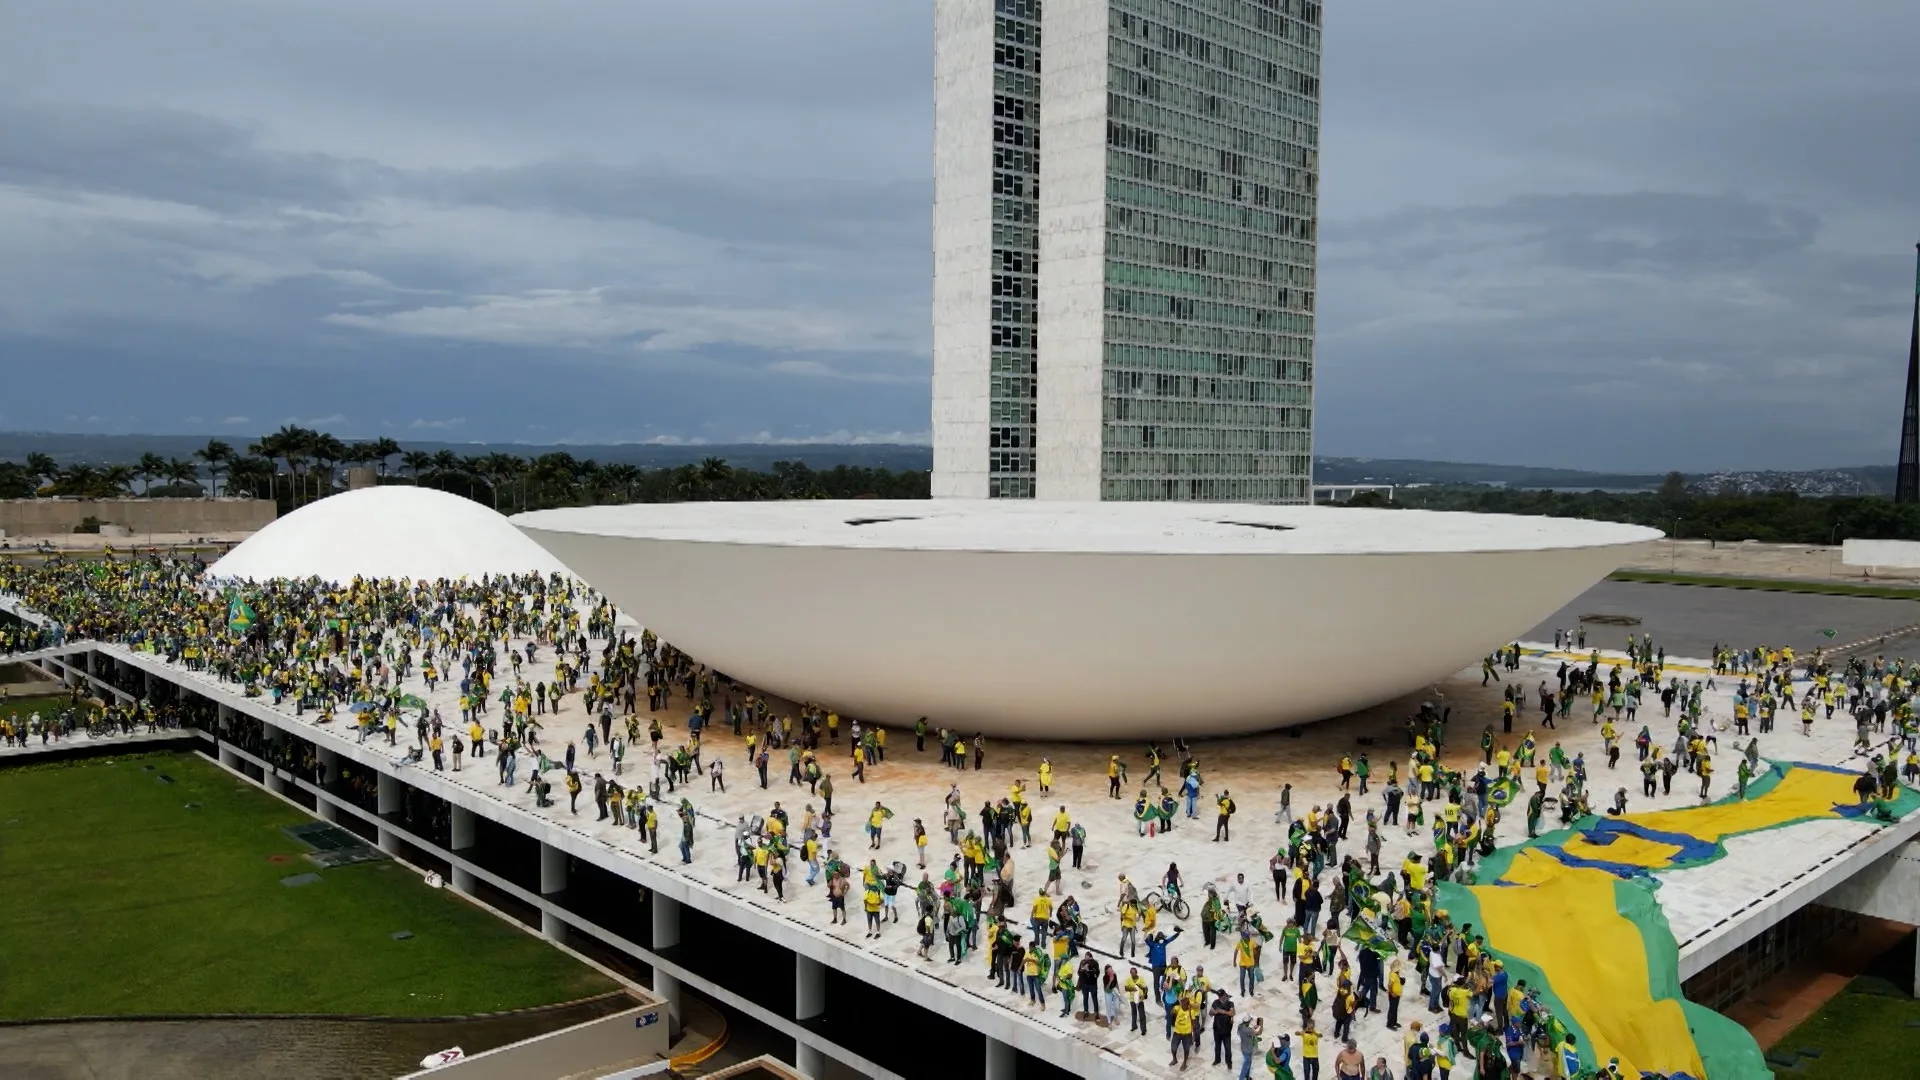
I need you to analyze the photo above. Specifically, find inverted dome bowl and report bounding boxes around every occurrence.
[514,500,1656,739]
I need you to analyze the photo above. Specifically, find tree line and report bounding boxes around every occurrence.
[1363,472,1920,544]
[9,436,1916,545]
[0,425,931,511]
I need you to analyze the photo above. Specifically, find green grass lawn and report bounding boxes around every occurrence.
[1768,978,1920,1077]
[0,692,71,726]
[1608,569,1920,601]
[0,751,616,1020]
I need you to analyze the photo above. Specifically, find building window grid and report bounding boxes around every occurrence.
[1108,91,1316,164]
[1112,0,1323,78]
[1106,343,1313,381]
[1107,66,1318,149]
[1109,37,1321,124]
[1097,1,1320,506]
[1107,177,1319,256]
[1106,123,1314,190]
[1108,203,1315,261]
[988,4,1043,497]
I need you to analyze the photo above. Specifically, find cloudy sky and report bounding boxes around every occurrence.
[1,0,1915,470]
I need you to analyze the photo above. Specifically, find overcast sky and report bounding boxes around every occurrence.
[1,0,1915,471]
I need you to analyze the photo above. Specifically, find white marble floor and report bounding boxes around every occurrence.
[132,637,1906,1078]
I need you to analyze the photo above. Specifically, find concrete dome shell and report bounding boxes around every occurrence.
[210,486,576,585]
[514,500,1659,739]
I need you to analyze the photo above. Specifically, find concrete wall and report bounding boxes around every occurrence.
[398,1005,668,1080]
[1034,0,1112,501]
[0,498,275,537]
[930,0,997,499]
[1823,838,1920,923]
[1844,538,1920,570]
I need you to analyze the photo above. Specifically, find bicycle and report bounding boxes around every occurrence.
[1143,887,1190,921]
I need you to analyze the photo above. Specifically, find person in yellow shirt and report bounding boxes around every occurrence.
[1169,997,1196,1068]
[1124,966,1149,1033]
[1031,889,1054,946]
[1037,757,1054,794]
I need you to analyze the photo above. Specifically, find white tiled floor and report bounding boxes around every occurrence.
[120,639,1913,1077]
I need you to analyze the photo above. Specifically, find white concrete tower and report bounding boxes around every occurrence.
[936,0,1324,504]
[932,0,1043,499]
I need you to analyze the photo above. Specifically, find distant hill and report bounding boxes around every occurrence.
[1312,457,1895,496]
[0,433,1893,494]
[1311,457,1663,490]
[0,432,934,473]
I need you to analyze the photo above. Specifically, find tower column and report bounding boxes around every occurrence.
[539,843,568,943]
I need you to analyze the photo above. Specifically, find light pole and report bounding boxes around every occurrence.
[1830,523,1842,579]
[1669,517,1679,572]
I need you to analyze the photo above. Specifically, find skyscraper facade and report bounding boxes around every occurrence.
[934,0,1323,503]
[932,0,1045,499]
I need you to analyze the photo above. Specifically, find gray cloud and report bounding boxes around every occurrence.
[0,0,1914,469]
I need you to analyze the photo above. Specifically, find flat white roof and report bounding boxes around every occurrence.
[514,499,1661,556]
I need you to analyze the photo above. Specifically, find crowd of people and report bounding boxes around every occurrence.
[5,551,1915,1080]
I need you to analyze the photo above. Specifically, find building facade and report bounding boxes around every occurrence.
[934,0,1323,503]
[932,0,1045,499]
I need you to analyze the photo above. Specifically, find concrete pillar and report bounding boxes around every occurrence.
[796,954,825,1019]
[451,806,477,894]
[986,1038,1016,1080]
[315,748,341,823]
[540,842,569,944]
[219,745,241,770]
[142,668,152,697]
[652,892,683,1025]
[796,954,827,1076]
[377,772,404,855]
[263,729,288,795]
[85,651,95,676]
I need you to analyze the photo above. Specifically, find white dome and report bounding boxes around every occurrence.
[210,486,576,584]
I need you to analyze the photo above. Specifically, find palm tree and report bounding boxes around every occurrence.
[400,450,434,484]
[194,439,234,497]
[602,462,643,505]
[370,437,402,479]
[162,457,201,493]
[136,452,167,496]
[311,432,347,501]
[50,463,102,498]
[226,456,274,501]
[24,452,58,493]
[252,426,313,507]
[100,464,135,497]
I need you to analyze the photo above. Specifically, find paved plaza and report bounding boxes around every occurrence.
[58,626,1901,1079]
[1527,579,1920,659]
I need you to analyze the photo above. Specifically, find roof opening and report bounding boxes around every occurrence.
[844,516,924,526]
[1215,520,1295,532]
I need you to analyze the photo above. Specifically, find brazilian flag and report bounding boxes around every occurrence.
[1486,776,1520,808]
[1343,912,1398,958]
[227,595,258,636]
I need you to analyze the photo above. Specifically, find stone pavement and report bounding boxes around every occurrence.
[131,636,1907,1078]
[0,724,183,759]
